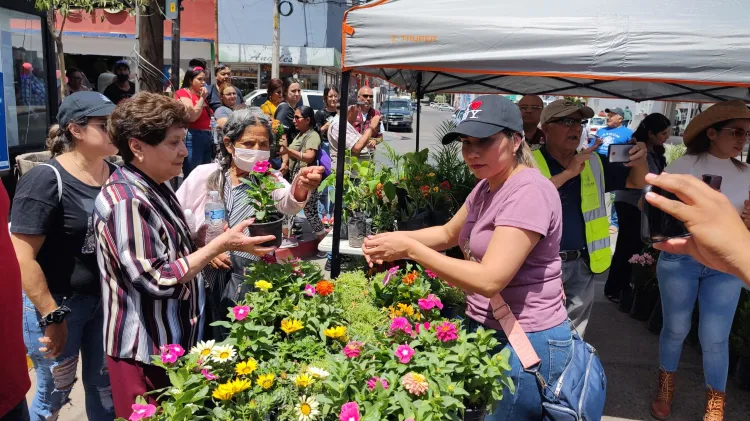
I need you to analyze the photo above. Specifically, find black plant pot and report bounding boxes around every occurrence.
[648,297,663,335]
[347,213,367,248]
[464,408,486,421]
[735,356,750,390]
[630,286,660,321]
[398,210,431,231]
[618,285,635,313]
[440,306,463,320]
[430,209,451,226]
[247,217,283,248]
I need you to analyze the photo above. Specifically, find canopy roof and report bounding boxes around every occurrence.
[342,0,750,102]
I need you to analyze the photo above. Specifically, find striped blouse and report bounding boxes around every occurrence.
[94,164,205,363]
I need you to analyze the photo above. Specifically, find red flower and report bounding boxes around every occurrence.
[439,181,451,190]
[420,185,430,197]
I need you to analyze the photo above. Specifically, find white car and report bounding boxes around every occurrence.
[244,89,325,112]
[437,104,454,112]
[585,116,608,141]
[429,102,437,108]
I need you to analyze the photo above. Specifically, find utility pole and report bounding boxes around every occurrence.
[171,0,181,92]
[272,0,280,78]
[139,0,166,93]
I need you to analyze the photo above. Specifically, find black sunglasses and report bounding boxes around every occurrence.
[360,94,374,99]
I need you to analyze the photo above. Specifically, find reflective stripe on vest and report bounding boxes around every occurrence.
[532,149,612,273]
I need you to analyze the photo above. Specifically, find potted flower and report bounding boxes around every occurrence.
[627,251,660,321]
[242,160,284,247]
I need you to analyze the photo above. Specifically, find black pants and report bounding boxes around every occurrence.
[605,201,645,298]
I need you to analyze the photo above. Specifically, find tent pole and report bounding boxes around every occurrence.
[415,72,423,152]
[331,71,351,278]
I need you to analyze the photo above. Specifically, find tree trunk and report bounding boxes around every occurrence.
[47,8,66,103]
[138,0,165,93]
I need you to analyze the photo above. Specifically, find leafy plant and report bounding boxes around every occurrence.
[665,143,686,164]
[241,160,283,222]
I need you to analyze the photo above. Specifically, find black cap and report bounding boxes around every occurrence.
[114,60,130,71]
[605,107,625,117]
[57,91,116,128]
[442,95,523,144]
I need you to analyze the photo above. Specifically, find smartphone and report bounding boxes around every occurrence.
[702,174,723,191]
[640,185,690,244]
[608,143,634,163]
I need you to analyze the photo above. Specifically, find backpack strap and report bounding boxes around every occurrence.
[38,163,63,203]
[489,294,541,370]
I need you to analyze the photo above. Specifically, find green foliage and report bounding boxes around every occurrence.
[665,143,686,164]
[241,166,284,222]
[35,0,147,16]
[333,271,388,344]
[430,140,475,212]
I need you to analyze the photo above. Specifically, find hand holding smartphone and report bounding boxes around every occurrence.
[608,143,635,163]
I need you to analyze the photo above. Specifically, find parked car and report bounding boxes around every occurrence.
[452,108,467,125]
[429,102,437,108]
[380,99,413,131]
[244,89,325,113]
[437,104,454,112]
[585,116,608,140]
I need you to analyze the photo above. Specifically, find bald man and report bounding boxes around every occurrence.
[518,95,545,147]
[354,86,384,146]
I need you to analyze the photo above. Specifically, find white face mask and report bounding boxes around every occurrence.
[233,148,270,172]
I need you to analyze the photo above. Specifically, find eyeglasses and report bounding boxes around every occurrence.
[360,94,373,99]
[549,118,587,127]
[519,105,543,112]
[720,127,750,140]
[293,115,305,120]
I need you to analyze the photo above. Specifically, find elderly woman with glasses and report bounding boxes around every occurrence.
[177,107,324,340]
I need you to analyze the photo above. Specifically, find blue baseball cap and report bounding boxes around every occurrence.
[57,91,116,128]
[441,95,523,144]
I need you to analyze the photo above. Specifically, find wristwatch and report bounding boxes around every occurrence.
[38,305,71,328]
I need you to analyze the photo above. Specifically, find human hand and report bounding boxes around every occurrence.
[209,252,231,270]
[644,172,750,279]
[199,87,208,99]
[624,140,648,167]
[565,140,601,177]
[371,115,381,127]
[297,166,324,191]
[320,122,330,133]
[278,144,289,156]
[39,320,67,359]
[362,232,416,267]
[216,219,277,256]
[280,163,289,175]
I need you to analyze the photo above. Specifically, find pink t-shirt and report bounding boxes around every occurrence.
[459,168,567,332]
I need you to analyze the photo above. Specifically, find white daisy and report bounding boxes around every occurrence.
[189,340,215,359]
[210,344,237,363]
[306,366,330,379]
[295,395,320,421]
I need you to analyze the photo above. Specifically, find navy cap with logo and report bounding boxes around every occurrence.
[57,91,116,128]
[605,107,625,118]
[441,95,523,144]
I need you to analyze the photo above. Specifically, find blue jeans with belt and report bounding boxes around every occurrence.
[657,252,744,391]
[183,128,213,177]
[23,293,114,421]
[467,318,573,420]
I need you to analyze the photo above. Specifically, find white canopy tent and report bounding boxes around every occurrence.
[329,0,750,276]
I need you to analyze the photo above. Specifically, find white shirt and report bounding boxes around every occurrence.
[328,117,371,163]
[665,153,750,213]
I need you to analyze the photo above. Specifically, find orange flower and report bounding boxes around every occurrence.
[315,280,335,296]
[402,271,418,285]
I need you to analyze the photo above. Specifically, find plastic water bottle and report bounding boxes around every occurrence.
[204,191,225,243]
[210,116,219,145]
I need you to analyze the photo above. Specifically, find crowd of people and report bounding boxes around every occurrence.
[2,76,750,421]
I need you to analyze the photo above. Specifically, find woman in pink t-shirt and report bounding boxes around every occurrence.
[362,95,571,420]
[175,66,212,177]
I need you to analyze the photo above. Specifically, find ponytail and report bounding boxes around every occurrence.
[504,129,537,169]
[46,116,88,157]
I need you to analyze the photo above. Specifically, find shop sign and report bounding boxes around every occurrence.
[220,44,341,68]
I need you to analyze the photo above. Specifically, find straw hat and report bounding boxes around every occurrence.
[683,99,750,146]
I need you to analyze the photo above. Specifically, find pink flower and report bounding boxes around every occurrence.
[417,294,444,311]
[366,376,389,391]
[435,321,458,342]
[129,403,157,421]
[233,305,251,321]
[261,253,277,264]
[253,160,270,173]
[166,344,185,357]
[339,402,361,421]
[383,266,399,285]
[160,349,177,364]
[395,344,415,363]
[425,269,437,279]
[343,341,363,359]
[415,322,431,334]
[201,369,218,381]
[304,284,316,297]
[389,317,413,336]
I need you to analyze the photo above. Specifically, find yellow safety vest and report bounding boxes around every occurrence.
[532,149,612,273]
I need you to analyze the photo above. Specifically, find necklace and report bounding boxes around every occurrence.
[71,154,106,186]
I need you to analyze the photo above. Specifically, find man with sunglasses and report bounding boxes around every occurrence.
[534,99,648,337]
[517,95,545,148]
[353,87,384,148]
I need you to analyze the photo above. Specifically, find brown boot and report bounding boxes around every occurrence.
[650,368,675,420]
[703,387,726,421]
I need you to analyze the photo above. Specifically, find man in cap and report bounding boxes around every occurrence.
[536,99,648,336]
[103,60,135,105]
[20,62,46,106]
[517,95,545,148]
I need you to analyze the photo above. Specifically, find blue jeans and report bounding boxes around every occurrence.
[23,293,114,421]
[468,319,573,420]
[183,128,213,177]
[609,194,619,228]
[657,252,744,391]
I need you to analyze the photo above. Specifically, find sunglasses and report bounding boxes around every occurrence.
[360,94,374,99]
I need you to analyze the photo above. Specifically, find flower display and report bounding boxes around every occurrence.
[315,280,335,296]
[295,373,314,388]
[401,271,418,285]
[261,253,278,264]
[235,358,258,376]
[439,181,451,190]
[304,284,316,297]
[435,321,459,342]
[230,378,251,393]
[424,269,438,279]
[395,344,415,364]
[389,317,414,336]
[343,341,363,359]
[129,403,156,421]
[629,252,656,266]
[232,305,251,321]
[415,322,431,334]
[420,185,430,197]
[190,340,215,359]
[201,369,218,381]
[212,382,235,401]
[306,366,330,379]
[257,373,275,390]
[211,344,237,363]
[339,402,361,421]
[417,294,444,311]
[383,266,400,285]
[324,325,347,340]
[254,280,273,291]
[160,346,179,364]
[387,303,420,321]
[295,395,320,421]
[281,318,304,334]
[366,376,389,391]
[401,372,429,396]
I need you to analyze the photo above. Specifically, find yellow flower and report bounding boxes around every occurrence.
[428,172,436,177]
[323,326,347,340]
[397,303,415,317]
[281,319,304,334]
[235,358,258,376]
[211,383,235,401]
[433,186,439,192]
[230,378,251,394]
[257,373,275,390]
[254,280,272,291]
[295,373,314,388]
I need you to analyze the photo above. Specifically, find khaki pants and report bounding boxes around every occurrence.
[562,258,609,338]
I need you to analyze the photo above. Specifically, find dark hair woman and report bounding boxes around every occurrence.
[279,105,325,238]
[11,92,118,420]
[604,112,670,302]
[273,78,302,176]
[313,85,339,220]
[214,83,239,128]
[361,95,569,419]
[175,65,212,177]
[261,78,284,119]
[95,92,277,418]
[650,100,750,421]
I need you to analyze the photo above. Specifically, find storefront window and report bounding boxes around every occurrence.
[0,6,49,149]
